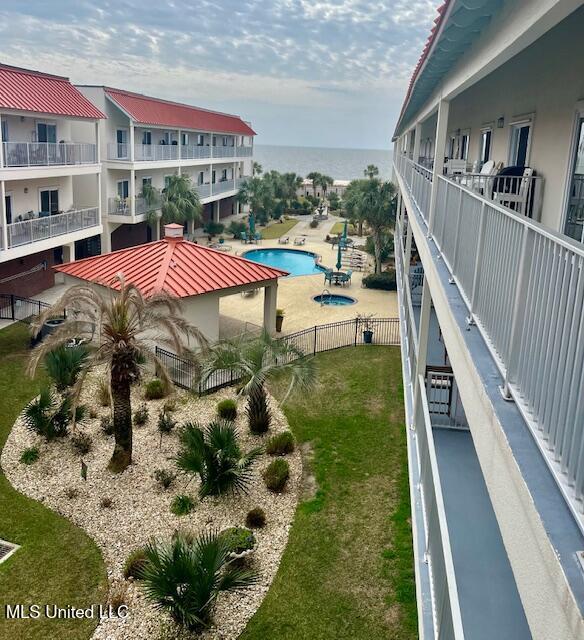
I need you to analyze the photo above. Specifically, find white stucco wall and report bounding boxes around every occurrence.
[1,113,73,143]
[5,175,73,217]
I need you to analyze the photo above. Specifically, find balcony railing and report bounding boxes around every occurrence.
[212,179,236,195]
[4,207,99,248]
[196,183,211,198]
[395,154,584,523]
[107,196,159,216]
[107,143,253,162]
[2,142,97,168]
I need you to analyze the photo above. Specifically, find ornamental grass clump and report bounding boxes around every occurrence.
[140,530,256,631]
[170,494,196,516]
[175,421,262,498]
[216,398,237,421]
[263,458,290,493]
[20,446,40,465]
[145,378,166,400]
[245,507,266,529]
[265,431,295,455]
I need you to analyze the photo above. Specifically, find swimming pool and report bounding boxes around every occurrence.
[243,248,326,277]
[313,294,356,306]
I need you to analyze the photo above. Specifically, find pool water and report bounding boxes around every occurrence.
[313,294,356,306]
[243,248,325,277]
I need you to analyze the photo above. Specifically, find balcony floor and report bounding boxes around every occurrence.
[433,428,532,640]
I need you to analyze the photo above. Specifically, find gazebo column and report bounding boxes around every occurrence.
[213,200,220,223]
[263,281,278,333]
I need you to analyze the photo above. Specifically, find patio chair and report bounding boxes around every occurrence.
[253,232,262,243]
[340,269,352,287]
[445,159,467,175]
[323,268,334,285]
[294,237,306,246]
[278,236,290,244]
[240,231,248,243]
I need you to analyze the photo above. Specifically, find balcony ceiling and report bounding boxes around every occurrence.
[393,0,503,138]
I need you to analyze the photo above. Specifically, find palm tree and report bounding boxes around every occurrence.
[319,174,334,200]
[306,171,322,199]
[363,181,397,273]
[141,182,161,236]
[252,161,263,176]
[364,164,380,180]
[161,174,202,228]
[28,276,205,472]
[199,331,316,434]
[140,530,256,631]
[175,420,262,497]
[236,176,274,220]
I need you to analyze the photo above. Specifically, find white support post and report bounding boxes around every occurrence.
[178,129,182,160]
[95,120,100,163]
[97,171,102,240]
[213,200,220,223]
[130,169,136,216]
[412,278,432,426]
[129,123,135,162]
[0,180,8,250]
[263,281,278,333]
[63,241,76,263]
[428,99,450,234]
[412,122,422,164]
[404,219,413,276]
[101,221,112,254]
[0,114,4,168]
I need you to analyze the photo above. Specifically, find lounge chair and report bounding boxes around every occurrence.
[278,236,290,244]
[294,237,306,246]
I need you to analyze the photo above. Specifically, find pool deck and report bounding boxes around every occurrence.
[219,214,397,335]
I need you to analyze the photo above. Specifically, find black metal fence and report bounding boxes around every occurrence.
[0,294,52,322]
[156,317,400,393]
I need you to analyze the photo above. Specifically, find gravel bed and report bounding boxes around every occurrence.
[1,374,301,640]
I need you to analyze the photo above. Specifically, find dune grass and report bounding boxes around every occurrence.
[0,323,107,640]
[241,346,416,640]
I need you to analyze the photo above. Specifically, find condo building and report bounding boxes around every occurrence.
[393,2,584,640]
[74,86,255,253]
[0,65,104,297]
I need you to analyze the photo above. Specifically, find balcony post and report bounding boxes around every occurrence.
[412,122,422,163]
[428,99,450,235]
[404,214,413,276]
[130,169,136,217]
[129,123,135,162]
[412,277,432,406]
[0,114,4,168]
[449,187,464,283]
[0,180,7,250]
[95,121,100,164]
[467,201,487,325]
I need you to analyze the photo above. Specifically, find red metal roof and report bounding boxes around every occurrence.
[104,87,256,136]
[0,64,105,120]
[55,236,286,297]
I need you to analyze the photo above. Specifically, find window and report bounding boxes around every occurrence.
[1,119,8,142]
[509,120,532,166]
[212,170,216,184]
[222,136,228,146]
[480,129,492,165]
[564,116,584,242]
[221,169,228,181]
[37,122,57,143]
[5,193,12,224]
[181,132,189,146]
[212,136,217,146]
[117,180,129,199]
[198,171,204,185]
[142,130,152,145]
[197,134,204,146]
[116,129,128,159]
[142,177,152,188]
[39,188,59,214]
[163,131,173,145]
[164,175,172,189]
[448,131,469,160]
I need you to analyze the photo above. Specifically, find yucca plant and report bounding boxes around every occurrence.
[175,421,262,498]
[139,530,256,631]
[199,331,316,434]
[22,386,84,440]
[44,344,88,392]
[28,275,206,472]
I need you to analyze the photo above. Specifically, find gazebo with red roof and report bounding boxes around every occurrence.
[55,224,287,341]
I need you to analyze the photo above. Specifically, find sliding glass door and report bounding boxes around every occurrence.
[564,117,584,242]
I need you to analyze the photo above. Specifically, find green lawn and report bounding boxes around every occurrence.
[242,346,416,640]
[261,218,299,239]
[0,323,107,640]
[330,221,357,235]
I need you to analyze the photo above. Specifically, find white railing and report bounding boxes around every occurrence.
[5,207,99,248]
[2,142,97,167]
[396,156,584,521]
[425,369,468,430]
[449,173,544,220]
[107,196,159,216]
[196,183,211,198]
[212,179,236,195]
[414,374,465,640]
[106,142,253,162]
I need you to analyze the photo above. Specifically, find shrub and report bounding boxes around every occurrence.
[175,421,262,498]
[362,270,396,291]
[20,446,40,465]
[64,487,79,500]
[97,379,111,407]
[163,398,177,413]
[44,344,88,392]
[23,386,71,440]
[217,399,237,421]
[101,415,114,436]
[154,468,176,490]
[158,410,177,435]
[204,221,225,236]
[228,220,247,238]
[220,527,256,555]
[140,531,256,631]
[100,496,113,509]
[133,403,149,426]
[145,378,166,400]
[123,548,148,580]
[171,494,195,516]
[245,507,266,529]
[266,431,295,456]
[263,458,289,493]
[71,432,92,456]
[246,387,271,435]
[108,581,128,613]
[309,220,319,228]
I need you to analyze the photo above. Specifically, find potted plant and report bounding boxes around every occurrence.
[276,308,285,333]
[357,313,375,344]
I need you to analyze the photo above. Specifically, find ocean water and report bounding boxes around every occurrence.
[254,144,393,181]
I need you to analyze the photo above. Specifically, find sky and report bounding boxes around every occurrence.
[0,0,437,150]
